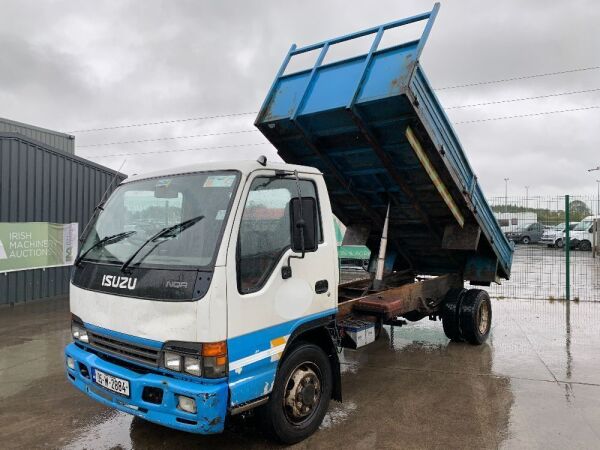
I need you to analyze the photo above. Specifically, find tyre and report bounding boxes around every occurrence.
[521,236,531,244]
[579,240,592,251]
[555,238,564,248]
[441,288,466,342]
[258,343,332,444]
[459,289,492,345]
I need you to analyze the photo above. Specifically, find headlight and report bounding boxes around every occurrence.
[71,322,89,343]
[161,341,227,378]
[164,352,182,372]
[184,356,201,376]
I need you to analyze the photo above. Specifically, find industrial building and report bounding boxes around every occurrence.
[0,118,124,305]
[0,117,75,154]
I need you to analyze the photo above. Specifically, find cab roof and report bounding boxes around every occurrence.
[122,159,321,184]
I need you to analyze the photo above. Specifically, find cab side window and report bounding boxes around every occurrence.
[237,177,321,294]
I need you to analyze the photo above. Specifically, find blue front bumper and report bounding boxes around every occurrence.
[64,343,228,434]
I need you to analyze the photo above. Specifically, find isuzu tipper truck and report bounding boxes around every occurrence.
[65,4,513,443]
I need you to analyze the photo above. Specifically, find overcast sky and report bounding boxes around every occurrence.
[2,0,600,199]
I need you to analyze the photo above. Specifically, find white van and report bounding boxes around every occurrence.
[568,216,599,251]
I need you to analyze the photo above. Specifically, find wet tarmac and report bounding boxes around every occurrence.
[1,296,599,449]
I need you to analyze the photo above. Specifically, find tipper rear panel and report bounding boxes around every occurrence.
[255,4,512,283]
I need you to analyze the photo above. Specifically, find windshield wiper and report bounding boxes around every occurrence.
[120,215,204,273]
[75,231,136,266]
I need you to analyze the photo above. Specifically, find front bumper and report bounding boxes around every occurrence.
[64,343,228,434]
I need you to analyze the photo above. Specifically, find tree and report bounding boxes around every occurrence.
[569,200,591,222]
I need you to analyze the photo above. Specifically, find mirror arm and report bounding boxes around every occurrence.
[282,228,306,280]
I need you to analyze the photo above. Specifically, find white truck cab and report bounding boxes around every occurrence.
[66,160,341,442]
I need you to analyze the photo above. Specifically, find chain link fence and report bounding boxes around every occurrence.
[485,195,600,301]
[338,194,599,301]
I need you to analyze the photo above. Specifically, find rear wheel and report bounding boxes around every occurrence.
[521,236,531,244]
[459,289,492,345]
[555,238,564,248]
[258,343,332,444]
[579,240,592,251]
[441,288,466,342]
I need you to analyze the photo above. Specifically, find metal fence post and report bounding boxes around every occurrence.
[594,219,597,258]
[592,219,600,258]
[565,195,570,301]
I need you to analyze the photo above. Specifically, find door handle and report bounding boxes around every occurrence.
[315,280,328,294]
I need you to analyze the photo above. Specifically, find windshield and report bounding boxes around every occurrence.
[78,171,239,269]
[573,220,592,231]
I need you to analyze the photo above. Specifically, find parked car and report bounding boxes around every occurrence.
[505,222,547,244]
[567,216,599,251]
[540,222,579,248]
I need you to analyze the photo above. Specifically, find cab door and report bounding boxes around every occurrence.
[224,169,337,407]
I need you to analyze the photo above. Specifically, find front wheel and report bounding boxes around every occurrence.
[259,343,332,444]
[555,238,564,248]
[521,236,531,244]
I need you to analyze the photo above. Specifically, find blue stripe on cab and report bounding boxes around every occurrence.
[227,308,336,406]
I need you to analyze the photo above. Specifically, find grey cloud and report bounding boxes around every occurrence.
[1,0,599,196]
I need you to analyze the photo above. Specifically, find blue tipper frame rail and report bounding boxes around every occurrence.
[255,3,513,282]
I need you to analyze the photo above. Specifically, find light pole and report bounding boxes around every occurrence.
[597,180,600,216]
[589,166,600,215]
[504,178,509,214]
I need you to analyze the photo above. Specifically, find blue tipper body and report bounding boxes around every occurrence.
[255,3,513,282]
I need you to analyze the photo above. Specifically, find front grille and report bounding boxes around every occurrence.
[88,331,161,367]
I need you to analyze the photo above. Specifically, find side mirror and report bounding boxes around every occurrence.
[290,197,318,253]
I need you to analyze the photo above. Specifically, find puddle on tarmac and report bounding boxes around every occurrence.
[62,398,359,448]
[63,410,133,450]
[320,400,357,429]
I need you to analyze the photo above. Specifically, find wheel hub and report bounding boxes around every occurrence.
[301,384,316,406]
[478,300,490,334]
[283,363,321,422]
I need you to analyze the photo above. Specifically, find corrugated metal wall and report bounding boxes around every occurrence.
[0,133,125,305]
[0,117,75,154]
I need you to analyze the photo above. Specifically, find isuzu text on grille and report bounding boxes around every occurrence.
[101,275,137,290]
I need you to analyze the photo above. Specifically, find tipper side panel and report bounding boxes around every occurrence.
[255,4,512,282]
